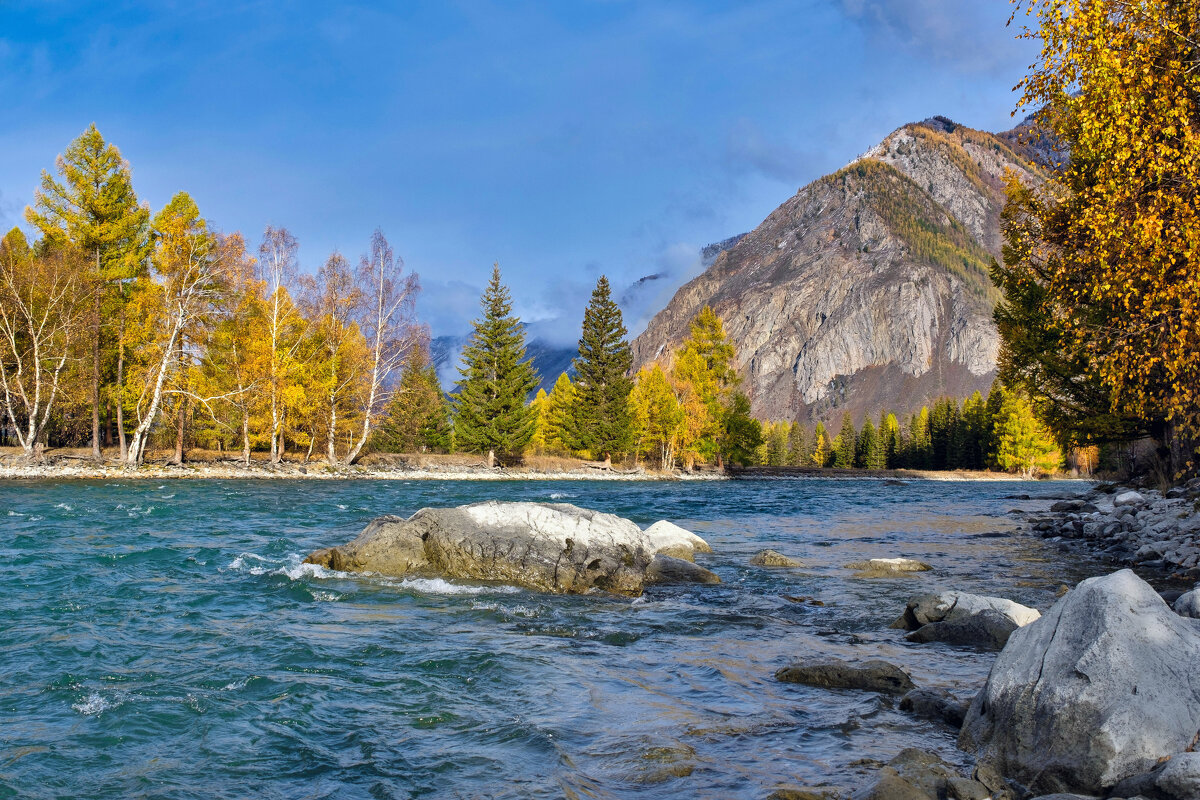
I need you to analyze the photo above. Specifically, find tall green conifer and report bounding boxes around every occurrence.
[571,276,633,459]
[452,266,538,462]
[27,124,150,459]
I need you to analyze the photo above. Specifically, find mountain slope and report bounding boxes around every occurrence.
[630,117,1041,423]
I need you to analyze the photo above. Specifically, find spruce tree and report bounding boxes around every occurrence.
[452,266,538,462]
[571,276,633,459]
[834,411,856,468]
[375,347,451,453]
[786,421,810,467]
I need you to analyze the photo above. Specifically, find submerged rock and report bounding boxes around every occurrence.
[905,609,1019,650]
[959,569,1200,796]
[852,749,989,800]
[899,687,968,728]
[750,549,805,567]
[844,557,932,575]
[775,657,915,694]
[645,554,720,585]
[305,502,716,596]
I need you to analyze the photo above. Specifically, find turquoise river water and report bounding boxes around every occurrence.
[0,477,1100,799]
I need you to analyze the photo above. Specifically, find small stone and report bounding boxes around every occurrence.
[1115,490,1147,507]
[844,557,932,575]
[750,549,805,567]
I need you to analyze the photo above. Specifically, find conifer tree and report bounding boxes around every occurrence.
[721,392,762,467]
[881,412,901,468]
[27,124,151,459]
[994,392,1062,478]
[812,421,830,467]
[856,418,882,469]
[571,276,633,459]
[765,422,789,466]
[543,372,578,454]
[629,364,683,469]
[375,347,451,453]
[834,411,856,468]
[786,421,810,467]
[452,266,538,462]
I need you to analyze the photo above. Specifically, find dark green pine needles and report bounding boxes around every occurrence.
[571,276,634,460]
[452,265,539,460]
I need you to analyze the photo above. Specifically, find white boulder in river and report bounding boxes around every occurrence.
[305,501,717,596]
[959,569,1200,796]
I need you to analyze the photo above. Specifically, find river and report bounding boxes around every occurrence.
[0,477,1098,799]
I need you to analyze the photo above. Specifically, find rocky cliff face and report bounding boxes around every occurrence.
[630,117,1040,423]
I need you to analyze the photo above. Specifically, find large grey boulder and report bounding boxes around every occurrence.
[305,502,716,596]
[1172,585,1200,619]
[959,569,1200,796]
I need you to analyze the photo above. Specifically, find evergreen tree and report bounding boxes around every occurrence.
[452,266,538,462]
[570,276,633,459]
[833,411,856,468]
[27,124,151,459]
[786,421,810,467]
[881,412,901,468]
[375,347,451,453]
[765,422,789,466]
[721,392,762,467]
[930,398,960,470]
[856,418,882,469]
[984,383,1008,468]
[961,391,989,470]
[906,407,932,468]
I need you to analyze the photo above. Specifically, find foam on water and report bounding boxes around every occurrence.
[390,576,521,596]
[72,692,117,716]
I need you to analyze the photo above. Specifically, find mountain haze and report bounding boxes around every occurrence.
[631,116,1041,424]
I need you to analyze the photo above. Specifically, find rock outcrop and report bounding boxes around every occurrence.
[959,569,1200,796]
[631,116,1041,423]
[750,549,805,567]
[305,502,718,596]
[892,591,1040,649]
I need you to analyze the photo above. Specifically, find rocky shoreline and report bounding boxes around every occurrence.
[0,459,721,482]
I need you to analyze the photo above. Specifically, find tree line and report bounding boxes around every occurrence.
[1,125,421,466]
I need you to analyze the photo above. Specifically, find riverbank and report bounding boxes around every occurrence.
[0,448,723,481]
[0,447,1078,482]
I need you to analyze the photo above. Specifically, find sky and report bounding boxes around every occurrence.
[0,0,1038,345]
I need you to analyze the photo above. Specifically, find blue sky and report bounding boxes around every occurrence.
[0,0,1036,343]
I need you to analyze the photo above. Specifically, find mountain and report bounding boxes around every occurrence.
[431,332,576,395]
[630,116,1042,424]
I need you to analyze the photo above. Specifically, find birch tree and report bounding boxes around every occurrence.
[125,193,228,467]
[342,230,422,465]
[257,226,307,463]
[0,230,86,460]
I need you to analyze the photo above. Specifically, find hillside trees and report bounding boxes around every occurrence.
[1000,0,1200,472]
[0,230,87,459]
[25,124,150,459]
[453,266,538,464]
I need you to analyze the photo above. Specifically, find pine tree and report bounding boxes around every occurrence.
[765,422,789,466]
[452,266,538,462]
[786,421,810,467]
[26,124,151,459]
[571,276,634,459]
[375,347,451,453]
[856,418,882,469]
[961,391,989,470]
[834,411,856,468]
[881,412,901,468]
[721,392,762,467]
